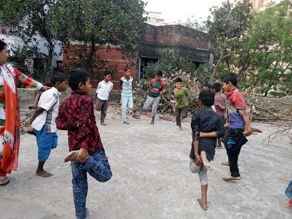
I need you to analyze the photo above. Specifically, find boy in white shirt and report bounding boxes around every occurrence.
[95,71,113,126]
[31,73,68,177]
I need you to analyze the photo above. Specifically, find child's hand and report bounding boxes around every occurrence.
[76,148,89,163]
[195,154,202,163]
[243,126,252,136]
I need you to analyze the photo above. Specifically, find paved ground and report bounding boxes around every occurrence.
[1,106,292,219]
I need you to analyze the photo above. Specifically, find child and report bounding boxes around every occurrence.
[221,73,252,181]
[210,82,227,148]
[202,83,211,90]
[57,69,112,219]
[120,67,134,124]
[95,71,113,126]
[189,90,224,211]
[142,71,165,125]
[30,72,68,177]
[173,77,189,131]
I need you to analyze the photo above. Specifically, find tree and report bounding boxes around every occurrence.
[0,0,63,80]
[245,1,292,95]
[53,0,146,76]
[206,0,253,82]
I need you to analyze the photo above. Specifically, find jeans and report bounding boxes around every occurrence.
[71,150,112,219]
[121,96,133,122]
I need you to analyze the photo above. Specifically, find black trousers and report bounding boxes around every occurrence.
[225,128,248,177]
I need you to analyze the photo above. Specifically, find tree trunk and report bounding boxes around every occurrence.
[42,40,54,81]
[85,37,96,73]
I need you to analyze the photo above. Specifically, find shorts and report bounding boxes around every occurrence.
[34,125,58,162]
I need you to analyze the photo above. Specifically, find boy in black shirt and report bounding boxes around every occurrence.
[189,90,224,211]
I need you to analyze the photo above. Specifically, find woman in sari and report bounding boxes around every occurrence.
[0,39,48,185]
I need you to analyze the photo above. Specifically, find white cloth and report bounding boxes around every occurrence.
[31,87,61,133]
[96,80,113,100]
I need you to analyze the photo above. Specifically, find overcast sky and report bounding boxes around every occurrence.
[144,0,226,23]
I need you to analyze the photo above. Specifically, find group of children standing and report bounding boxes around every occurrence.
[25,66,290,215]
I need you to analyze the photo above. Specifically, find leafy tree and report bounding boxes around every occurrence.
[53,0,146,77]
[206,0,253,82]
[0,0,63,80]
[245,1,292,95]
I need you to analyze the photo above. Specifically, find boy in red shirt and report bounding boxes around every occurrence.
[57,69,112,219]
[142,71,165,124]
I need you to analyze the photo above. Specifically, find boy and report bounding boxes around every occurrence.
[221,73,252,181]
[210,82,227,148]
[120,67,134,124]
[57,69,112,219]
[173,77,189,131]
[30,72,68,177]
[202,83,210,90]
[189,90,224,211]
[142,71,165,125]
[95,71,113,126]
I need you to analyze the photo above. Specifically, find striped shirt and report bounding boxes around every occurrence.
[120,76,133,97]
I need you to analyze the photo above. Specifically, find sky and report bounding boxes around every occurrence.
[144,0,226,23]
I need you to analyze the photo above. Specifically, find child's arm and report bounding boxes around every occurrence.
[31,107,45,123]
[56,103,79,130]
[239,109,252,136]
[147,80,153,94]
[29,92,41,109]
[193,138,201,164]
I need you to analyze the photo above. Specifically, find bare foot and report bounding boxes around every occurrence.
[123,121,129,125]
[36,169,53,177]
[177,127,182,131]
[221,161,229,166]
[222,176,241,181]
[0,176,9,186]
[216,146,222,149]
[101,122,106,126]
[150,120,154,125]
[63,150,79,163]
[201,151,212,170]
[197,199,207,211]
[21,126,34,135]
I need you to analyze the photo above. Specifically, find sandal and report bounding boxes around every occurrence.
[0,176,9,186]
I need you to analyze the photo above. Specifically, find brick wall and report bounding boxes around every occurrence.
[62,44,136,89]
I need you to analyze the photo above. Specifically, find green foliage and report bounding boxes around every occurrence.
[0,0,62,80]
[143,49,212,82]
[54,0,147,75]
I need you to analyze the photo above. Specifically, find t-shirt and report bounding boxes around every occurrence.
[120,77,133,97]
[148,79,165,98]
[214,92,227,117]
[173,87,189,108]
[96,80,113,100]
[31,87,60,133]
[226,89,246,130]
[189,107,224,161]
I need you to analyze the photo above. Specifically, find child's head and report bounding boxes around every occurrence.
[210,82,221,94]
[124,67,131,77]
[174,77,182,89]
[69,69,92,95]
[50,72,68,92]
[221,73,237,93]
[202,83,210,90]
[104,71,112,82]
[199,90,214,108]
[156,71,163,82]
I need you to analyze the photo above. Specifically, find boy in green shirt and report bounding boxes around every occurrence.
[173,77,189,131]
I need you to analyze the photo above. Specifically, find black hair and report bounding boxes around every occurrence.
[68,69,89,90]
[156,70,163,76]
[174,77,182,83]
[222,73,237,86]
[0,40,7,52]
[53,67,64,73]
[203,83,210,88]
[210,82,221,92]
[199,90,214,107]
[104,71,111,76]
[50,72,68,86]
[124,67,131,71]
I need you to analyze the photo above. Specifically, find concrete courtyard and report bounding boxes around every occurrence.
[1,106,292,219]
